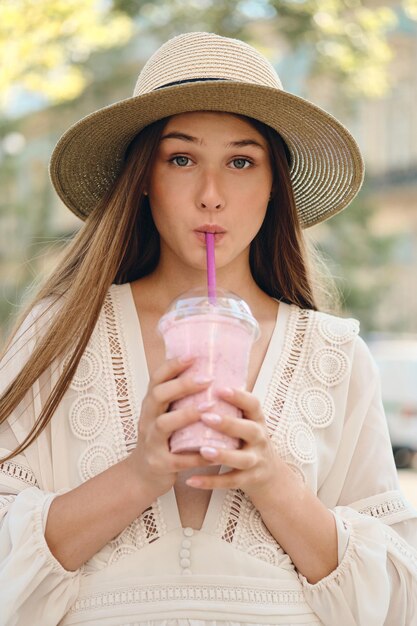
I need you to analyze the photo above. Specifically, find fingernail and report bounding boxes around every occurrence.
[186,477,202,487]
[197,401,215,411]
[218,386,233,397]
[201,412,222,424]
[194,376,213,385]
[200,446,218,458]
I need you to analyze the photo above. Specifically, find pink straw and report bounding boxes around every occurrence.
[205,232,216,303]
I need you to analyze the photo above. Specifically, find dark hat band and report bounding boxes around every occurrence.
[156,77,229,90]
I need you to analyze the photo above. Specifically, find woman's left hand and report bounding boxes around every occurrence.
[186,386,286,504]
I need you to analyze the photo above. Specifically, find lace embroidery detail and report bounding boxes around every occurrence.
[286,422,316,463]
[71,290,138,477]
[262,306,317,472]
[69,395,108,440]
[248,507,276,544]
[218,489,293,568]
[0,495,15,510]
[309,347,349,387]
[0,461,39,487]
[69,584,306,614]
[78,444,118,481]
[263,308,311,437]
[102,289,166,563]
[121,620,317,626]
[68,348,102,391]
[214,306,359,568]
[107,501,169,566]
[107,543,137,566]
[298,388,335,428]
[318,316,359,345]
[385,531,417,573]
[102,294,137,453]
[359,496,407,519]
[69,286,166,571]
[262,306,357,478]
[246,543,278,564]
[221,489,245,544]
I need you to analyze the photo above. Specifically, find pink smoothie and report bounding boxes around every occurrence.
[158,292,259,453]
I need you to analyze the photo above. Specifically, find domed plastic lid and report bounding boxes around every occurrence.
[158,287,260,339]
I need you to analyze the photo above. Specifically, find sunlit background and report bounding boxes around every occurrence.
[1,0,416,498]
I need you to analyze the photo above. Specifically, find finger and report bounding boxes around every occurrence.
[149,356,196,387]
[199,446,258,471]
[199,412,265,444]
[151,374,214,407]
[146,449,214,474]
[168,451,215,471]
[155,406,203,439]
[216,387,264,422]
[185,469,243,490]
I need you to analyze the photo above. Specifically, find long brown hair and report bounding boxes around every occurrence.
[0,113,323,463]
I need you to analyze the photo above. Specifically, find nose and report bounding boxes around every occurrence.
[197,171,225,211]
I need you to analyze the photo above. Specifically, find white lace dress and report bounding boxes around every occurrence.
[1,283,417,626]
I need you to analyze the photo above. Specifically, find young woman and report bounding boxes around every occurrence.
[1,32,416,626]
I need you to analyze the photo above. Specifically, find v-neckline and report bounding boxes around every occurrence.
[119,282,288,534]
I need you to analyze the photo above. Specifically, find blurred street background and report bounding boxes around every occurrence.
[1,1,416,496]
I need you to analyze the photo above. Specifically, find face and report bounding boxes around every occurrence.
[147,111,273,275]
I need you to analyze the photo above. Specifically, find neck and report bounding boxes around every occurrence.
[136,250,272,318]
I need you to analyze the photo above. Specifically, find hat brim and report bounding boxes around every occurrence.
[49,81,364,227]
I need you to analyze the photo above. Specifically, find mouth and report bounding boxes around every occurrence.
[193,225,226,244]
[194,224,227,235]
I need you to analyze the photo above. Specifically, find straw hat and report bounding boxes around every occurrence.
[49,31,364,228]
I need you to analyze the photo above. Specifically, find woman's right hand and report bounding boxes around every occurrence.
[125,356,213,502]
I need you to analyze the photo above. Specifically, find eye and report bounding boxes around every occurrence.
[231,158,253,169]
[170,155,191,167]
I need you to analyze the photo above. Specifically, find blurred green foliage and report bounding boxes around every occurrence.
[0,0,411,107]
[0,0,133,106]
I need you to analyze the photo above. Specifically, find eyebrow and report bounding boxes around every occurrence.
[160,131,265,150]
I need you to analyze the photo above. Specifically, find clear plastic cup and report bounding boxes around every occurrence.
[158,287,260,453]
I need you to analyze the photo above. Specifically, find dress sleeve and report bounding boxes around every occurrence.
[300,336,417,626]
[0,304,81,626]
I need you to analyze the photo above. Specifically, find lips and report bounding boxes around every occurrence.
[194,223,226,234]
[194,230,226,246]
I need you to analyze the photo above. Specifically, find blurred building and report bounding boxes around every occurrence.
[353,10,417,331]
[296,7,417,332]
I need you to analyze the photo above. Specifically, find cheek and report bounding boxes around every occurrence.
[232,170,272,204]
[150,204,172,239]
[148,170,190,223]
[239,190,269,226]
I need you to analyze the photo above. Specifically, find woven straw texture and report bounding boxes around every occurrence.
[49,32,364,227]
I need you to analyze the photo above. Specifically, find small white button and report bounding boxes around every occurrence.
[180,548,190,558]
[180,558,191,568]
[181,568,192,575]
[183,527,194,537]
[181,539,192,549]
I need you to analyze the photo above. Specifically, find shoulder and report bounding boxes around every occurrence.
[282,303,360,348]
[281,303,376,386]
[298,305,360,346]
[0,296,61,398]
[2,296,61,355]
